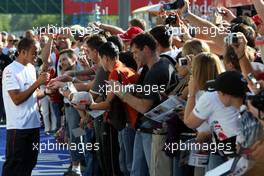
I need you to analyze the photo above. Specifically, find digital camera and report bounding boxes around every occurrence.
[224,33,239,45]
[165,14,177,26]
[179,57,188,66]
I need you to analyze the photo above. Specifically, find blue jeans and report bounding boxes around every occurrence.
[118,127,135,176]
[65,105,83,162]
[172,136,195,176]
[130,131,152,176]
[83,127,99,176]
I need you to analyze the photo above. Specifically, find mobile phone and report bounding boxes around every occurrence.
[163,3,173,11]
[165,15,177,26]
[163,0,185,11]
[247,73,261,89]
[179,57,188,66]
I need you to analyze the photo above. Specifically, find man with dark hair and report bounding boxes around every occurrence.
[61,35,107,79]
[56,33,72,51]
[49,34,109,176]
[130,33,156,51]
[2,38,50,175]
[113,33,178,176]
[107,35,124,52]
[58,48,86,176]
[86,35,107,52]
[58,49,79,73]
[85,41,139,176]
[150,25,180,66]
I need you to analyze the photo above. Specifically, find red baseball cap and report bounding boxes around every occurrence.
[252,15,262,26]
[118,27,143,41]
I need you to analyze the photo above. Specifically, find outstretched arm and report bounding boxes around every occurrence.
[178,0,228,55]
[95,22,125,35]
[41,36,53,72]
[252,0,264,21]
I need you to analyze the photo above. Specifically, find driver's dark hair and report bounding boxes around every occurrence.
[17,38,36,53]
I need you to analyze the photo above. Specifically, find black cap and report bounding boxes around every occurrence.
[206,71,248,97]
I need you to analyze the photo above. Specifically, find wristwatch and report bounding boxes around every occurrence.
[59,83,69,94]
[62,84,69,92]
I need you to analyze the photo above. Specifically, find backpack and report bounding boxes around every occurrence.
[160,54,177,66]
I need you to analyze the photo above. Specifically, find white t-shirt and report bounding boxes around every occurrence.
[193,91,240,140]
[2,61,40,129]
[195,90,210,132]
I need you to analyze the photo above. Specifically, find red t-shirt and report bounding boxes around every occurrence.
[108,60,139,128]
[257,72,264,81]
[49,49,63,103]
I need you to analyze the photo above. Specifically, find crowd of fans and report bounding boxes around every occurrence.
[1,0,264,176]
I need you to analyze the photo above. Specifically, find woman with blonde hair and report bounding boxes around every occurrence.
[176,39,211,100]
[182,39,210,57]
[183,52,225,176]
[191,52,225,91]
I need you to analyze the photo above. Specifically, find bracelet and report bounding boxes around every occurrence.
[187,94,195,99]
